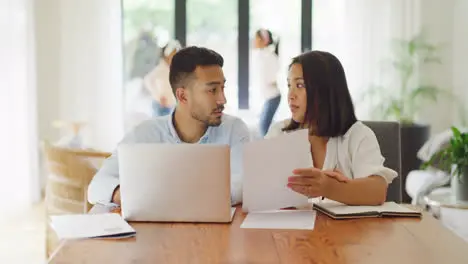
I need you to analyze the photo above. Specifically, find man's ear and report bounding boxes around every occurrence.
[175,87,187,104]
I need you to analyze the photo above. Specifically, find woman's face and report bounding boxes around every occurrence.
[287,63,308,123]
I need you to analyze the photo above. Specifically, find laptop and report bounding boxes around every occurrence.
[118,143,235,223]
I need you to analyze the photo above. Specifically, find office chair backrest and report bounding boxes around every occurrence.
[362,121,402,203]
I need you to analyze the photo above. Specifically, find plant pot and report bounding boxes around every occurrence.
[451,167,468,202]
[400,123,431,203]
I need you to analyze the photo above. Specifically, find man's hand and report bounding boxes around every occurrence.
[111,186,121,205]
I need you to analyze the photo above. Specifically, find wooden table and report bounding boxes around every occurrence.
[49,207,468,264]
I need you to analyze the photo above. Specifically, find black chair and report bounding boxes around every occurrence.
[363,121,402,203]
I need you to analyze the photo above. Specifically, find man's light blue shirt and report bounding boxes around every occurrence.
[87,112,251,205]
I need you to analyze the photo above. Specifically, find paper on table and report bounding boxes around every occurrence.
[50,213,136,240]
[240,210,316,230]
[242,129,312,212]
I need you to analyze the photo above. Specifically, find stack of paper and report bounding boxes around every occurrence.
[241,130,316,230]
[241,210,316,230]
[242,129,312,212]
[50,213,136,240]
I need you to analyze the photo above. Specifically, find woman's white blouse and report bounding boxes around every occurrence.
[265,120,398,183]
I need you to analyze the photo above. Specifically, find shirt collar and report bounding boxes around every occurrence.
[166,110,211,144]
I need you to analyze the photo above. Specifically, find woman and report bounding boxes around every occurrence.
[251,29,281,136]
[144,39,182,116]
[266,51,397,206]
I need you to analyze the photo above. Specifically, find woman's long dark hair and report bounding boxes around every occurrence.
[283,51,357,137]
[255,29,279,56]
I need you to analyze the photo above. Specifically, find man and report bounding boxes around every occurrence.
[88,46,251,206]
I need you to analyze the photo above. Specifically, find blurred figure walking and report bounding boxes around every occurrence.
[144,39,182,116]
[251,29,281,136]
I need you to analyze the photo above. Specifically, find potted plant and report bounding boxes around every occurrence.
[361,32,448,202]
[422,127,468,202]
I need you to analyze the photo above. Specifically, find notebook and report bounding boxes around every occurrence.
[313,200,422,219]
[50,213,136,240]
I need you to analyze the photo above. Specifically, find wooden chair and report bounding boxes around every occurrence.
[42,141,111,257]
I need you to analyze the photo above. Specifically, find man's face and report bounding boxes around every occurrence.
[186,65,227,126]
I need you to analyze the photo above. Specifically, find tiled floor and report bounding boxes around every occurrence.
[0,201,46,264]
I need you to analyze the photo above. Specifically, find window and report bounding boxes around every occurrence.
[250,0,302,121]
[122,0,175,120]
[187,0,239,113]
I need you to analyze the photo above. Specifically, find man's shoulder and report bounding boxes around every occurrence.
[221,114,246,125]
[220,114,249,131]
[129,116,168,136]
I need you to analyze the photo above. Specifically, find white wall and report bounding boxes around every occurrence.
[312,0,421,122]
[35,0,61,143]
[35,0,124,151]
[418,0,456,134]
[452,0,468,126]
[313,0,468,135]
[418,0,468,133]
[0,0,40,208]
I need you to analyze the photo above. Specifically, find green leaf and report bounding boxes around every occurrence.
[381,99,403,121]
[452,126,462,141]
[409,86,441,102]
[408,39,416,55]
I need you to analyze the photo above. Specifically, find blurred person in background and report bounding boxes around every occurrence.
[251,29,281,137]
[144,39,182,116]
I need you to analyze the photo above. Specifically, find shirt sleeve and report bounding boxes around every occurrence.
[87,122,161,205]
[264,120,286,139]
[351,128,398,184]
[229,118,251,205]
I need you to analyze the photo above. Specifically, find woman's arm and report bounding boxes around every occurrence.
[324,175,387,205]
[287,124,398,206]
[288,169,388,206]
[325,124,396,205]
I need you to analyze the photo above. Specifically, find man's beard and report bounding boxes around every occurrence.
[191,105,224,127]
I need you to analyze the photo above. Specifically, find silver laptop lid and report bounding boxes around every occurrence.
[118,143,231,222]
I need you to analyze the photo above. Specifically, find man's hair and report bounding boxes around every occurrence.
[169,46,224,95]
[283,50,357,137]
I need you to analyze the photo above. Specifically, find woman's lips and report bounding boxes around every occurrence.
[289,105,299,112]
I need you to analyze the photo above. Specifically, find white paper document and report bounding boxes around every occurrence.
[242,129,312,212]
[240,210,316,230]
[50,213,136,240]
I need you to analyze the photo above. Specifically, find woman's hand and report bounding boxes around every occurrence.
[322,169,350,183]
[287,168,349,198]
